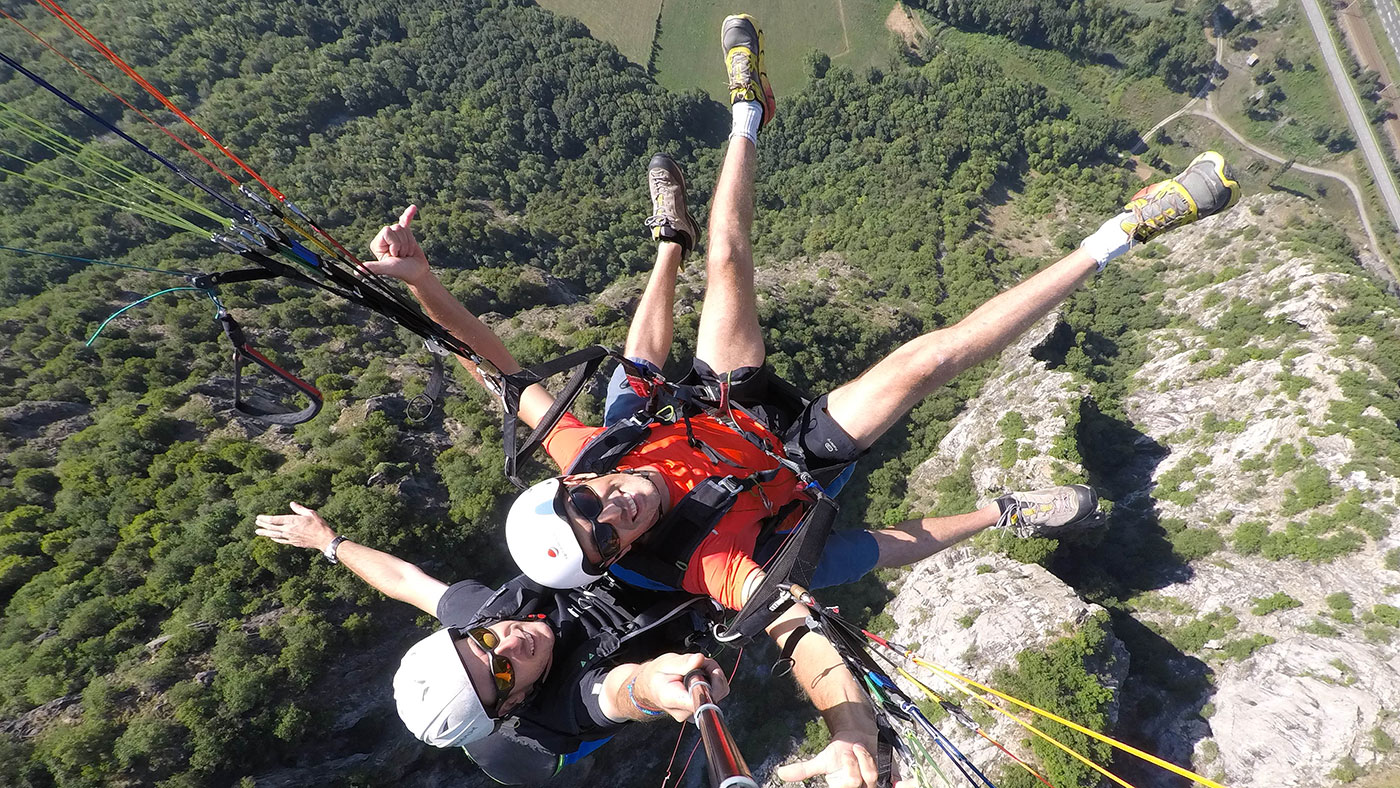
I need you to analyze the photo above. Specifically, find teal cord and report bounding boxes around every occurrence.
[0,243,194,277]
[86,287,222,346]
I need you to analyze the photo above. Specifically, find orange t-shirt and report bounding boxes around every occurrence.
[543,410,805,610]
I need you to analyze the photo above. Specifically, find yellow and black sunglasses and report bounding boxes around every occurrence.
[451,626,515,711]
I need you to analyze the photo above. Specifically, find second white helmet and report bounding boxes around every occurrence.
[505,477,602,589]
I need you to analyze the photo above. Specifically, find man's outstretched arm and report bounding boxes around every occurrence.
[254,502,447,616]
[364,205,555,430]
[765,598,881,788]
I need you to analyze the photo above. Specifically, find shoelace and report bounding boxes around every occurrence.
[995,499,1023,532]
[1134,188,1188,232]
[646,170,681,227]
[727,51,754,93]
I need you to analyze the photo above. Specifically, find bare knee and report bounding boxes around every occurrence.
[892,331,957,392]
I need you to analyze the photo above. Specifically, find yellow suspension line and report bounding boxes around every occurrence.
[902,665,1135,788]
[0,160,208,235]
[895,648,1229,788]
[0,103,228,225]
[893,666,1061,788]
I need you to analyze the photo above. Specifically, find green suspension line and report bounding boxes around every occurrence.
[85,286,223,346]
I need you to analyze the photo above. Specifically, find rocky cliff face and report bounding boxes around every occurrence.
[894,193,1400,788]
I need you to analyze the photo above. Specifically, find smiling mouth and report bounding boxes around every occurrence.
[523,628,536,657]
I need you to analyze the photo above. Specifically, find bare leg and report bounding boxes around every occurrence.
[694,138,764,372]
[623,241,684,368]
[826,247,1099,451]
[869,504,1000,568]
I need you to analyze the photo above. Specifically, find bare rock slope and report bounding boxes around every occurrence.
[896,193,1400,788]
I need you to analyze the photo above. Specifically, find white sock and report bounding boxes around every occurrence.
[730,101,762,145]
[1079,213,1134,271]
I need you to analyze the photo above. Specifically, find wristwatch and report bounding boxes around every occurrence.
[323,535,348,564]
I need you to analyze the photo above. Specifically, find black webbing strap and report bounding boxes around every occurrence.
[406,351,446,424]
[189,268,280,289]
[801,592,896,788]
[566,414,655,475]
[217,311,322,425]
[501,345,616,489]
[875,709,897,788]
[614,475,758,588]
[714,492,838,643]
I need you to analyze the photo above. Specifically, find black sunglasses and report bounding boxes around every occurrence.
[452,626,515,713]
[554,483,622,570]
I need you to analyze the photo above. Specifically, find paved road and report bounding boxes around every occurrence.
[1298,0,1400,240]
[1375,0,1400,69]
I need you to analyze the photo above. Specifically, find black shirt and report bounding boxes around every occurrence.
[434,575,717,784]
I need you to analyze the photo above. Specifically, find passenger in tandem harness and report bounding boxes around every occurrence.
[253,503,731,784]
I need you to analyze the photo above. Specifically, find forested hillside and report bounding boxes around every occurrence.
[0,1,1225,786]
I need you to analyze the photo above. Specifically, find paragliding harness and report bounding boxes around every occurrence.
[498,345,848,646]
[472,575,723,673]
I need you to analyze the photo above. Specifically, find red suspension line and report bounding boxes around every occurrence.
[32,0,369,266]
[0,7,240,186]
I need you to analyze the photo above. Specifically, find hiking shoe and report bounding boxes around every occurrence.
[994,485,1100,538]
[1120,151,1240,244]
[644,153,698,256]
[721,14,776,127]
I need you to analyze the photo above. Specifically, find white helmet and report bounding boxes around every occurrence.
[393,629,495,748]
[505,477,603,589]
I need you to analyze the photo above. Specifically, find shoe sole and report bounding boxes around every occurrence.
[1124,151,1240,241]
[722,14,776,125]
[1185,151,1241,216]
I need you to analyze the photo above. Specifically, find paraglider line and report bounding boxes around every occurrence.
[0,7,240,186]
[0,243,194,277]
[86,286,221,346]
[0,48,256,224]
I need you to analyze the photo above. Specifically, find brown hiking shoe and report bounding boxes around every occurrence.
[644,153,698,256]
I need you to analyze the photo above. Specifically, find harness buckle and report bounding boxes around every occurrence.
[716,476,745,496]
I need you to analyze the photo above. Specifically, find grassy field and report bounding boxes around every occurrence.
[536,0,900,98]
[535,0,664,65]
[1214,5,1353,162]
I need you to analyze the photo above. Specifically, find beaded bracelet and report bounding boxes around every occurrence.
[626,676,666,717]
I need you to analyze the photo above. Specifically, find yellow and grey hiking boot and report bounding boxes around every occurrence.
[721,14,776,127]
[644,153,698,256]
[994,485,1101,538]
[1120,151,1241,244]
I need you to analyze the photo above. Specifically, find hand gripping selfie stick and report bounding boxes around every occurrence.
[684,669,758,788]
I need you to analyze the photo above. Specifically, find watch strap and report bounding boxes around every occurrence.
[324,535,348,564]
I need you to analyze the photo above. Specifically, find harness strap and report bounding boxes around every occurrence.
[716,492,838,643]
[502,345,616,489]
[615,475,758,588]
[406,350,446,424]
[217,311,322,425]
